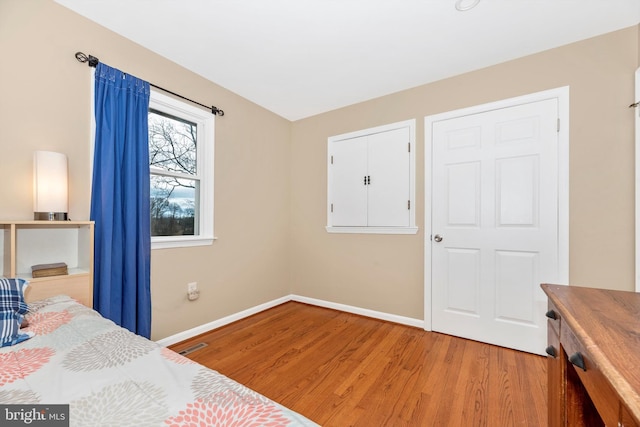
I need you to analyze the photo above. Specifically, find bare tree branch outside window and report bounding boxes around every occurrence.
[149,110,198,236]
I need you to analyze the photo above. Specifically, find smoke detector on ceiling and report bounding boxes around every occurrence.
[455,0,481,11]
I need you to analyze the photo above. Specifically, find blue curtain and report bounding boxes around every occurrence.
[90,63,151,338]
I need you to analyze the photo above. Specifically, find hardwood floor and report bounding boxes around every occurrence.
[169,301,547,426]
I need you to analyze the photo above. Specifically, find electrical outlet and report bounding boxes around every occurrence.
[187,282,200,301]
[187,289,200,301]
[187,282,198,293]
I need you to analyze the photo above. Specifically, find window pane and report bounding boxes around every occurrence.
[150,175,198,236]
[149,109,197,175]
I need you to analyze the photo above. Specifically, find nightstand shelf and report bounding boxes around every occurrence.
[0,220,94,307]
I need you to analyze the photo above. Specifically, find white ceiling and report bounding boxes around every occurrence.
[55,0,640,121]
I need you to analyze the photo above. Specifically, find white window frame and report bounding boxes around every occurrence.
[149,90,215,249]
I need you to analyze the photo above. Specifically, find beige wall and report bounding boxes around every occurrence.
[2,0,638,338]
[0,0,292,340]
[290,25,640,321]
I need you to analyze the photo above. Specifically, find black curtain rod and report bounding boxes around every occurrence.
[75,52,224,116]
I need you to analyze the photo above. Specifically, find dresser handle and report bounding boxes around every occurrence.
[545,309,558,320]
[545,345,557,358]
[569,352,586,371]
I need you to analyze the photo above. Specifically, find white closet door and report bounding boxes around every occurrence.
[431,98,559,355]
[330,137,368,226]
[367,127,410,227]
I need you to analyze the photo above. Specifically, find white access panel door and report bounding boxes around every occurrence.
[431,98,559,355]
[330,136,368,226]
[367,127,411,227]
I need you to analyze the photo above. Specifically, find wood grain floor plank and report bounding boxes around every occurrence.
[170,302,547,426]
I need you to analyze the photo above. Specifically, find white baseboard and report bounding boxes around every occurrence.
[290,295,424,329]
[156,296,290,347]
[156,294,424,347]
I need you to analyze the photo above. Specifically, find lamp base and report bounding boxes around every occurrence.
[34,212,68,221]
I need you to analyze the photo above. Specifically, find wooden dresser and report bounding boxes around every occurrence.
[542,284,640,427]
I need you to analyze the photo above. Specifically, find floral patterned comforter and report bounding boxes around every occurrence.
[0,295,318,427]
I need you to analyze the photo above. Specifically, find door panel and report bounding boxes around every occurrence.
[431,98,559,354]
[446,248,480,315]
[447,161,480,227]
[330,137,368,226]
[494,250,537,324]
[367,127,410,227]
[496,155,539,226]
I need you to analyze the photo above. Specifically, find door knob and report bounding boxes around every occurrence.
[433,234,443,242]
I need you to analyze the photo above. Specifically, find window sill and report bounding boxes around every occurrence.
[152,236,217,250]
[326,226,418,235]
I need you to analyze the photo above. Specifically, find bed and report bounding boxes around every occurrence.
[0,279,318,426]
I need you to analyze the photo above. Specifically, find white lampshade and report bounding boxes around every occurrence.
[33,151,68,220]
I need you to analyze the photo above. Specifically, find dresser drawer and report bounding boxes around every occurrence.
[546,300,561,336]
[561,322,619,426]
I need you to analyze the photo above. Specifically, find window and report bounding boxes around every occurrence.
[148,91,214,249]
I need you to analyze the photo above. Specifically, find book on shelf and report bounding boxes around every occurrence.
[31,262,68,278]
